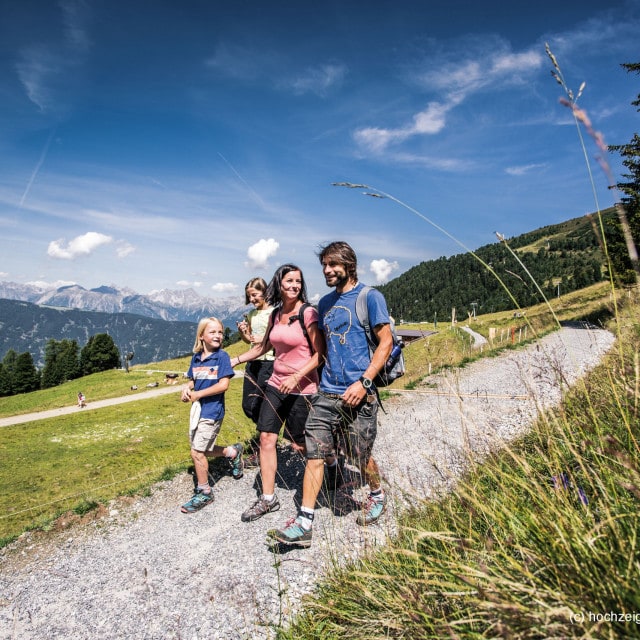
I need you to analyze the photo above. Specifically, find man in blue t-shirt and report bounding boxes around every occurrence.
[268,241,393,547]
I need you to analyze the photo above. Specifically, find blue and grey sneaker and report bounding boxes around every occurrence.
[180,489,214,513]
[355,492,387,525]
[267,517,313,548]
[230,443,244,479]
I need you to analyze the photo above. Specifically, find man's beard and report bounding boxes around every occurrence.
[326,272,349,288]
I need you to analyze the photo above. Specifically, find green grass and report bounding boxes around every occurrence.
[0,341,254,544]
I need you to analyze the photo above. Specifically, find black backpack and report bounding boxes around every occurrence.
[355,286,405,387]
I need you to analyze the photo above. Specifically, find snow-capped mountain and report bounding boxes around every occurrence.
[0,281,249,325]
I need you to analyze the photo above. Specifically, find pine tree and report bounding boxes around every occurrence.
[13,352,41,394]
[608,62,640,284]
[80,334,121,375]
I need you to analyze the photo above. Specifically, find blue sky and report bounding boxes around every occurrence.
[1,0,639,302]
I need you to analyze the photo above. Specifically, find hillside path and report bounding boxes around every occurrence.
[0,324,615,640]
[0,385,181,428]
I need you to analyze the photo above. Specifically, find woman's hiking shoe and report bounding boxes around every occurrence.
[181,489,214,513]
[230,443,244,479]
[355,492,387,525]
[241,495,281,522]
[267,517,312,548]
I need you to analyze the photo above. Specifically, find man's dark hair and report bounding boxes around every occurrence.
[317,241,358,282]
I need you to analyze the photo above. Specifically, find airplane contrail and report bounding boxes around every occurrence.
[20,128,56,207]
[217,152,267,210]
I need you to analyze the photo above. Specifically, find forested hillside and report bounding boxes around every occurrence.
[379,209,613,322]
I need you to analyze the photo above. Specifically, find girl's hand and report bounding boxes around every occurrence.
[181,386,193,403]
[237,320,250,335]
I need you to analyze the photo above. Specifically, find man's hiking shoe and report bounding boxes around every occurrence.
[230,443,244,479]
[355,492,387,526]
[241,495,281,522]
[244,451,260,468]
[181,489,214,513]
[267,517,312,548]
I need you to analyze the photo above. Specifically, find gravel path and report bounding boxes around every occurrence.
[0,323,615,640]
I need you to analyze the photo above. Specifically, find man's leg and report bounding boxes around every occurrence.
[267,394,337,547]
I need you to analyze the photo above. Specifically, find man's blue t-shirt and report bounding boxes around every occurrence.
[187,349,234,421]
[318,282,390,394]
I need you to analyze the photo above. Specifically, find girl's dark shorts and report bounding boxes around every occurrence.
[256,384,312,446]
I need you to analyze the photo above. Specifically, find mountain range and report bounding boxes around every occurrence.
[0,284,250,367]
[0,282,248,323]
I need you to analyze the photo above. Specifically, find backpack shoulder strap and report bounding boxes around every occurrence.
[297,303,314,353]
[355,285,376,348]
[263,307,279,344]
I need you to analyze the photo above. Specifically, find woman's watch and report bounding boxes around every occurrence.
[359,376,373,389]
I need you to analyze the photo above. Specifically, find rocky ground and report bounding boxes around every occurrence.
[0,323,615,640]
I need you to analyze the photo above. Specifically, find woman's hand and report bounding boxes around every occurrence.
[279,373,301,395]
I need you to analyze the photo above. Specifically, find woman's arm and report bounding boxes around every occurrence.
[230,315,275,367]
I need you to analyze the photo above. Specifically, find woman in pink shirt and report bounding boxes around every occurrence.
[231,264,325,522]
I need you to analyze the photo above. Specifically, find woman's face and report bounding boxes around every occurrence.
[280,270,302,302]
[246,287,265,308]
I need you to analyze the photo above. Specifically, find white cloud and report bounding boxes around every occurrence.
[27,279,75,289]
[505,163,547,176]
[245,238,279,269]
[354,99,457,153]
[287,63,347,96]
[115,240,135,258]
[176,280,203,288]
[354,44,543,155]
[212,282,239,293]
[370,258,399,284]
[47,232,113,260]
[0,272,8,278]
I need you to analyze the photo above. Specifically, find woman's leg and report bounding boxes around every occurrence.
[258,431,279,495]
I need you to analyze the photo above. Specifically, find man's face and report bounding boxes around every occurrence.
[321,257,349,289]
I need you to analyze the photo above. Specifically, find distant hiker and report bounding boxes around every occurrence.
[268,241,392,548]
[231,264,326,523]
[77,392,86,408]
[236,277,275,467]
[180,317,244,514]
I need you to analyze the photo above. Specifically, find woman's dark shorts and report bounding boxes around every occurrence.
[257,384,312,446]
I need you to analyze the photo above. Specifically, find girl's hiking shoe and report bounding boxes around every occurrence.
[181,489,214,513]
[241,494,281,522]
[355,492,387,525]
[230,443,244,479]
[266,517,312,548]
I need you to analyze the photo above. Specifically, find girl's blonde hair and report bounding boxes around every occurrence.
[193,317,224,353]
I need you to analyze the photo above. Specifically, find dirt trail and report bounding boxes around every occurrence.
[0,385,181,428]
